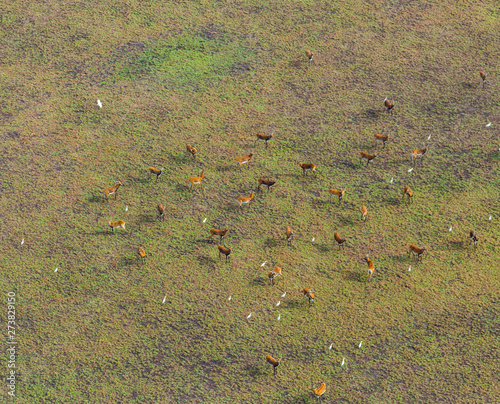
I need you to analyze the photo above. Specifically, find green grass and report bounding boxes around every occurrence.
[1,0,500,402]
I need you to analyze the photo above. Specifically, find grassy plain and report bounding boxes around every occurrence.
[1,0,500,402]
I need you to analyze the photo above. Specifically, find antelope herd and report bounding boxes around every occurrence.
[98,52,488,401]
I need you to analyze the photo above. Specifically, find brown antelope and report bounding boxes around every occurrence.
[360,151,377,166]
[374,133,388,148]
[364,257,374,278]
[108,220,126,232]
[268,267,283,286]
[301,288,315,305]
[384,97,395,114]
[480,71,486,88]
[157,203,165,221]
[148,167,164,181]
[189,170,204,190]
[218,245,232,261]
[328,188,345,204]
[138,247,146,263]
[361,205,368,221]
[305,50,314,63]
[265,354,281,376]
[408,244,426,261]
[286,226,294,245]
[298,162,316,175]
[236,152,253,168]
[470,231,479,246]
[334,232,346,249]
[237,192,254,208]
[402,186,413,203]
[209,228,228,241]
[258,178,276,192]
[186,144,197,159]
[411,145,427,165]
[103,181,123,201]
[255,133,273,148]
[313,383,326,402]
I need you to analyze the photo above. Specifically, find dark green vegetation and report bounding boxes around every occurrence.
[1,0,500,402]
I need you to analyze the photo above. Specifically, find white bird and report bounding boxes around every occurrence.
[276,301,280,307]
[21,239,24,245]
[329,343,333,350]
[489,216,492,220]
[277,314,281,321]
[125,206,128,212]
[260,261,267,267]
[311,237,315,242]
[449,226,453,232]
[390,177,393,183]
[202,218,207,223]
[281,292,286,298]
[246,313,252,320]
[408,265,411,272]
[359,341,363,348]
[162,296,166,304]
[54,268,58,272]
[427,134,432,140]
[408,168,413,173]
[97,99,102,108]
[228,296,232,301]
[341,358,345,366]
[486,122,492,127]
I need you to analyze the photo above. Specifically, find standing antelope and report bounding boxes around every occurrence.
[334,232,346,249]
[384,97,395,114]
[360,151,377,166]
[148,167,164,182]
[103,181,123,201]
[218,245,232,261]
[255,133,273,148]
[209,228,228,241]
[138,247,146,263]
[189,170,204,190]
[186,144,197,159]
[313,383,326,402]
[108,220,126,232]
[408,244,426,261]
[361,205,368,221]
[236,152,253,168]
[237,192,254,208]
[374,133,388,148]
[157,203,165,221]
[402,186,413,203]
[268,267,283,286]
[363,257,374,278]
[286,226,294,245]
[470,231,479,246]
[265,354,281,376]
[480,71,486,88]
[411,145,427,165]
[328,188,345,204]
[298,162,316,175]
[305,50,314,63]
[258,178,276,192]
[301,288,315,306]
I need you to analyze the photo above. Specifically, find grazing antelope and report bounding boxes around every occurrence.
[402,186,413,203]
[301,288,315,306]
[268,267,283,286]
[189,170,204,190]
[363,257,375,278]
[236,152,253,168]
[298,162,316,175]
[148,167,164,182]
[103,181,123,201]
[186,144,197,159]
[360,151,377,166]
[265,354,281,376]
[218,245,232,261]
[255,133,273,149]
[286,226,294,245]
[374,133,388,148]
[328,188,345,204]
[138,247,146,263]
[108,220,126,232]
[305,50,314,63]
[384,97,395,114]
[470,231,479,246]
[209,228,228,241]
[237,192,254,208]
[258,178,276,192]
[157,203,165,221]
[313,383,326,402]
[480,71,486,88]
[361,205,368,221]
[408,244,426,261]
[334,232,346,249]
[411,145,427,165]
